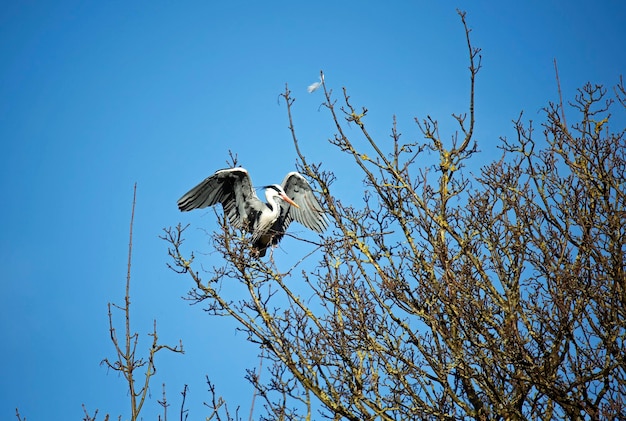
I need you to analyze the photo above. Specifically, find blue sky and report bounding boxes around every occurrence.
[1,1,625,419]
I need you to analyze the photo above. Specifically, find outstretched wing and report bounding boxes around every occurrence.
[270,172,328,243]
[177,167,258,229]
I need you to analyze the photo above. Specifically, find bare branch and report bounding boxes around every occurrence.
[102,183,184,421]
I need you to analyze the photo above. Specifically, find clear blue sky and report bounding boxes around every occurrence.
[1,1,624,419]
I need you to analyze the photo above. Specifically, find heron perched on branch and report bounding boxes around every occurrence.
[177,167,328,256]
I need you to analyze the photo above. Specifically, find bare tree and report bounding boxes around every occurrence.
[99,183,184,421]
[164,11,625,420]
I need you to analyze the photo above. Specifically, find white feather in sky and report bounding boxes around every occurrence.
[307,73,325,93]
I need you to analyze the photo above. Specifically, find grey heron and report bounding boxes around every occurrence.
[177,167,328,256]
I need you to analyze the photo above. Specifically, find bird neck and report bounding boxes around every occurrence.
[264,190,281,216]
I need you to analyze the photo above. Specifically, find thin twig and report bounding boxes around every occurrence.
[248,351,264,421]
[180,385,189,421]
[15,408,25,421]
[554,58,568,130]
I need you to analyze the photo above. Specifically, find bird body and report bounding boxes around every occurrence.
[178,167,327,256]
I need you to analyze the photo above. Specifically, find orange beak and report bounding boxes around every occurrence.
[280,193,299,208]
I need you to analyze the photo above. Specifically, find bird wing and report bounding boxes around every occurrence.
[177,167,257,229]
[276,172,328,235]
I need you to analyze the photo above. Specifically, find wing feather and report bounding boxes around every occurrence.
[277,172,328,235]
[177,167,257,228]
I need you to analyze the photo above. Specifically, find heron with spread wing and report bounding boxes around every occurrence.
[177,167,328,256]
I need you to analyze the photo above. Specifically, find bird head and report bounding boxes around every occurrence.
[265,185,299,208]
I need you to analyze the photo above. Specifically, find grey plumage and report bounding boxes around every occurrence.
[177,167,328,256]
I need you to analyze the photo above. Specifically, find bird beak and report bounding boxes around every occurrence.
[281,194,300,208]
